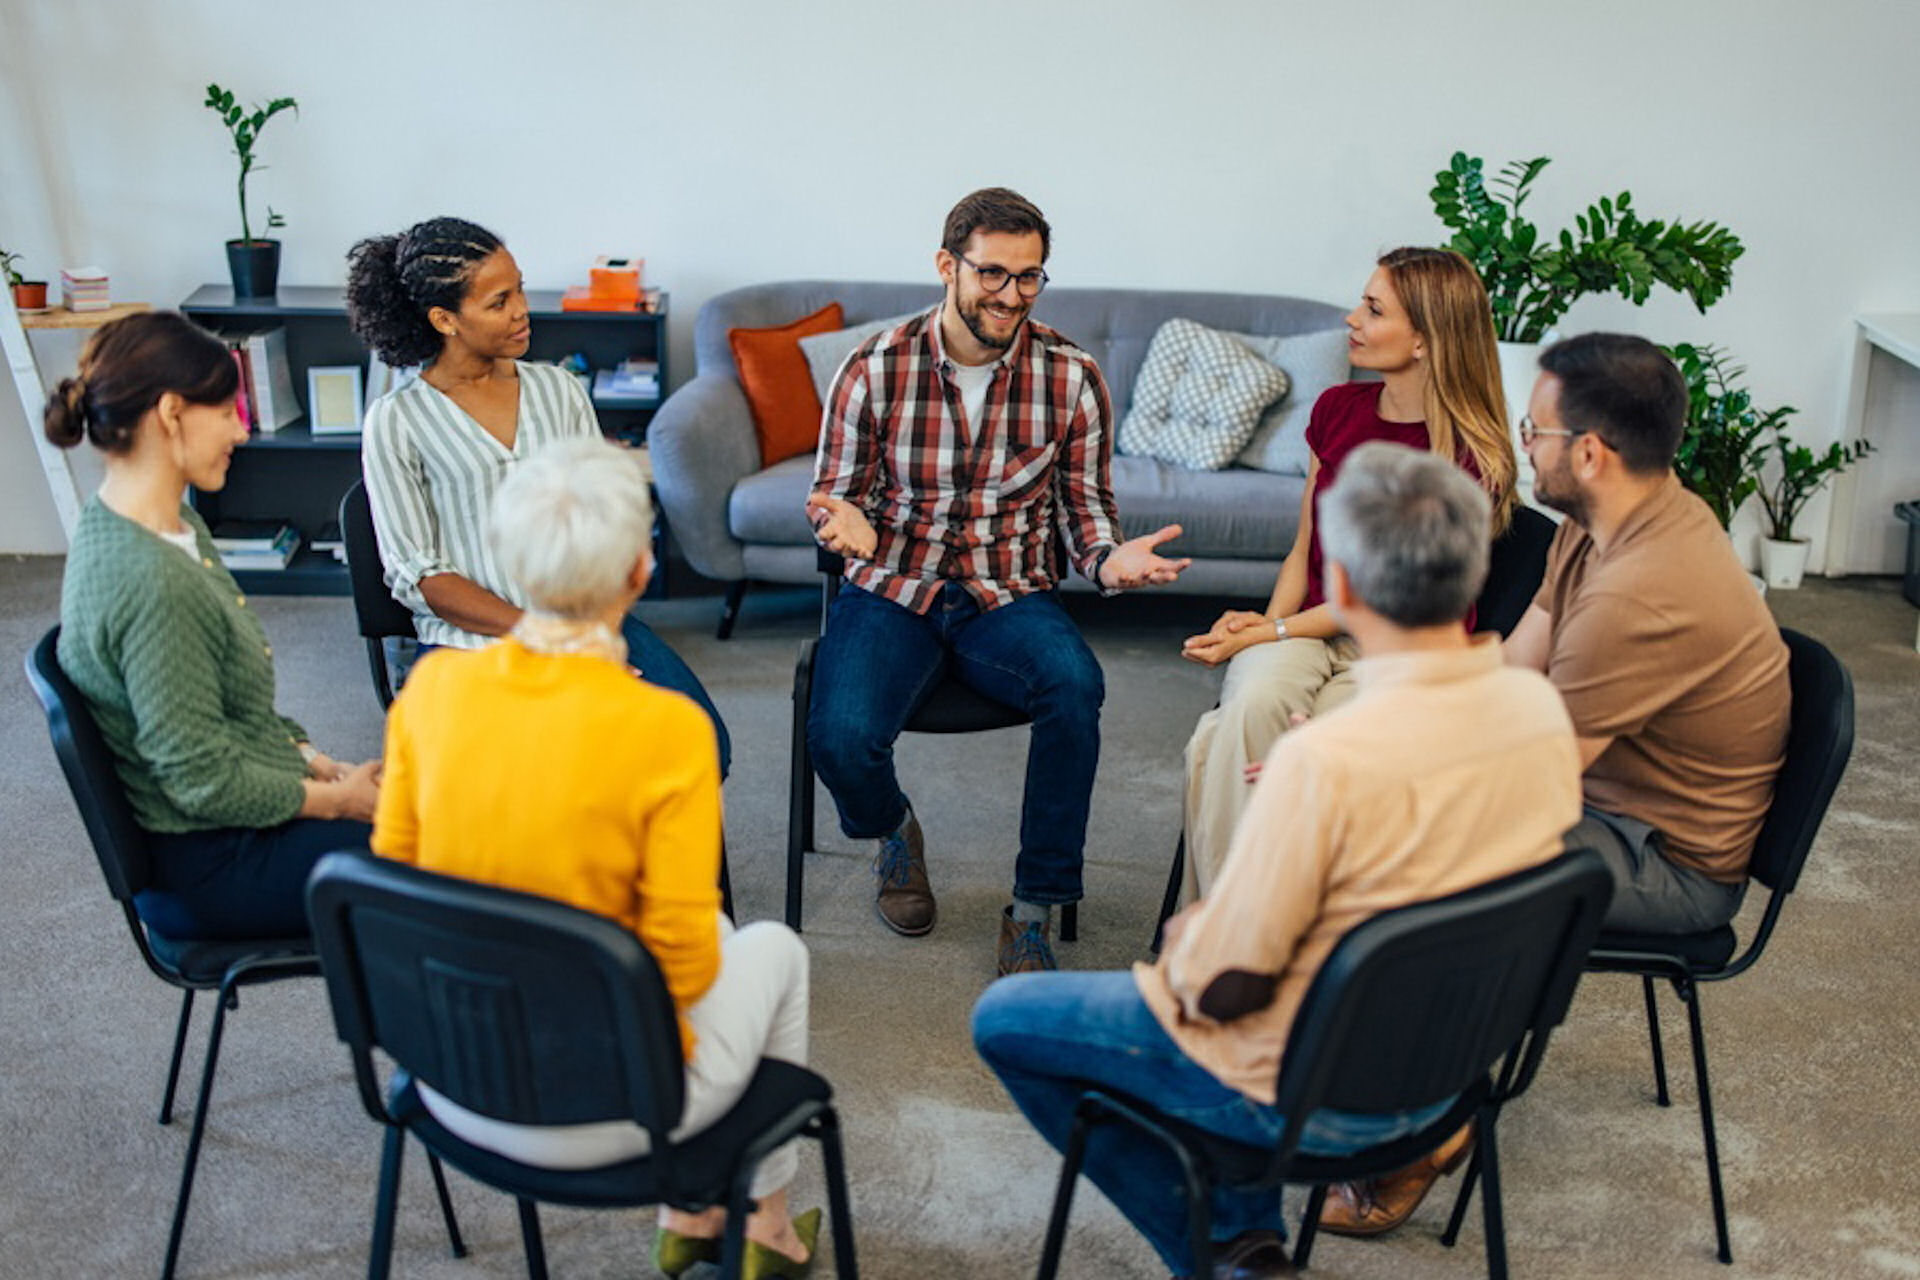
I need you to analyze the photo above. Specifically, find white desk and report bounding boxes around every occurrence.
[1825,313,1920,650]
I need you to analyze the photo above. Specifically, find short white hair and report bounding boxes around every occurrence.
[489,437,653,619]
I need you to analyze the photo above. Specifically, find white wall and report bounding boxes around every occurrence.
[4,0,1917,568]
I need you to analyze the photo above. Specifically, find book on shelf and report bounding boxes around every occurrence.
[310,521,346,563]
[560,285,662,313]
[210,518,296,553]
[216,524,300,571]
[60,266,111,312]
[592,359,661,403]
[244,328,300,433]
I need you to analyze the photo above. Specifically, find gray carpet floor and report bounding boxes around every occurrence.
[2,555,1916,1280]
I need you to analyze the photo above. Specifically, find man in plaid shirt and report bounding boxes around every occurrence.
[807,188,1189,975]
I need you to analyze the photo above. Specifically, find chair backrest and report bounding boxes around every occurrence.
[1747,629,1854,897]
[306,853,688,1146]
[1474,506,1557,639]
[1271,848,1614,1134]
[24,626,153,901]
[340,480,417,643]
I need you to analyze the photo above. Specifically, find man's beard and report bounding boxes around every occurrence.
[958,292,1028,351]
[1532,456,1590,527]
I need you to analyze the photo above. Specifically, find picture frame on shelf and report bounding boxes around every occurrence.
[307,364,364,435]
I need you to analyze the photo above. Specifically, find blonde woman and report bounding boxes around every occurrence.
[1179,248,1517,897]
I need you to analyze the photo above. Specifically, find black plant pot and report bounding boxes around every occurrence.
[226,239,281,300]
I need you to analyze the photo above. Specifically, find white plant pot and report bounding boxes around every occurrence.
[1760,537,1811,590]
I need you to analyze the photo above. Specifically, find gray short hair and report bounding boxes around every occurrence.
[1317,441,1490,627]
[489,437,653,619]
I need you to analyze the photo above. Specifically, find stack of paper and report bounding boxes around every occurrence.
[61,266,110,312]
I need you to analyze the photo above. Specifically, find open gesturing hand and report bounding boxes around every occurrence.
[805,492,877,561]
[1099,524,1192,591]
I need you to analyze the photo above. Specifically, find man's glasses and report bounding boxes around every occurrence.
[956,252,1049,298]
[1518,416,1577,446]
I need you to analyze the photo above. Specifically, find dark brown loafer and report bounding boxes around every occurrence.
[1207,1229,1296,1278]
[873,810,934,936]
[1317,1121,1475,1237]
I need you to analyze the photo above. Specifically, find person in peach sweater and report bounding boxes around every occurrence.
[373,437,816,1278]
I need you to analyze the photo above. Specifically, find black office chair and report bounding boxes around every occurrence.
[786,546,1077,940]
[1585,628,1853,1265]
[1150,507,1559,949]
[1037,848,1613,1280]
[305,852,858,1280]
[25,627,321,1280]
[340,479,417,709]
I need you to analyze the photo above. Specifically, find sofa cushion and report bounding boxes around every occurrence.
[798,312,921,404]
[729,455,820,546]
[730,301,844,467]
[1112,455,1304,560]
[1227,327,1353,476]
[1118,319,1289,471]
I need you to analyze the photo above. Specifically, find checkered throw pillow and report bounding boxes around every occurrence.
[1118,319,1291,470]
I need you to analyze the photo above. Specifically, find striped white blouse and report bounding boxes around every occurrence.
[361,361,596,650]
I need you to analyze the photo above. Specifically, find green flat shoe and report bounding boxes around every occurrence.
[652,1225,721,1278]
[740,1207,822,1280]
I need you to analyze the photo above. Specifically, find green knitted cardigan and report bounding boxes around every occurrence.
[57,498,309,833]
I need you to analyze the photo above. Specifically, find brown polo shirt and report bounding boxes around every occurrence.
[1535,475,1789,882]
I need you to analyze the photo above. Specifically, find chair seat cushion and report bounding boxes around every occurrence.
[1589,925,1738,972]
[1111,456,1304,560]
[394,1059,834,1210]
[730,456,819,546]
[145,929,315,986]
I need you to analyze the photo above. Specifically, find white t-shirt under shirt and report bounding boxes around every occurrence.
[946,358,995,433]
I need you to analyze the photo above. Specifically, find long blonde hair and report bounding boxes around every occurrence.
[1378,247,1517,533]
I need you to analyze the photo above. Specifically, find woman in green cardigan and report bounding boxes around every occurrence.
[47,311,379,940]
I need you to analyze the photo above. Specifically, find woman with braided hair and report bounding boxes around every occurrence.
[48,311,378,940]
[347,216,730,774]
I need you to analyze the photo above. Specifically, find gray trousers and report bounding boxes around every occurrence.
[1570,807,1747,933]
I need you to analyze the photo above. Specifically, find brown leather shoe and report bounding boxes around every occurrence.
[1316,1121,1475,1237]
[996,906,1058,975]
[1206,1229,1296,1278]
[873,810,934,936]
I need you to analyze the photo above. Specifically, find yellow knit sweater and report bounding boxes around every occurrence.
[373,639,722,1053]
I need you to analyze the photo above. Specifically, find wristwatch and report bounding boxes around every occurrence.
[1271,616,1289,641]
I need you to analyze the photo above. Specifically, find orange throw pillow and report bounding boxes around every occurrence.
[730,302,845,466]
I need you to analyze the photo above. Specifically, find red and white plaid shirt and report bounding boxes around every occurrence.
[811,306,1120,614]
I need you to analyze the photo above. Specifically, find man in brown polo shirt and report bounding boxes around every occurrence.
[1317,332,1790,1242]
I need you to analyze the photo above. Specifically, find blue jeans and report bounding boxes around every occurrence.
[806,582,1102,905]
[138,818,372,940]
[417,612,731,779]
[972,971,1450,1276]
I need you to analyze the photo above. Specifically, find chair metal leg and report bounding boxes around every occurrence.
[161,975,239,1280]
[368,636,395,709]
[720,836,736,923]
[1060,902,1078,943]
[1644,975,1671,1106]
[717,580,748,639]
[369,1125,406,1280]
[159,989,195,1124]
[787,644,817,932]
[425,1151,466,1258]
[1036,1109,1092,1280]
[1478,1116,1508,1280]
[719,1165,758,1280]
[815,1108,859,1279]
[1678,979,1733,1264]
[1151,833,1186,953]
[516,1198,548,1280]
[1442,1142,1483,1247]
[1292,1183,1329,1268]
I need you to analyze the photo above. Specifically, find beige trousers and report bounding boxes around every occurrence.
[1180,635,1362,903]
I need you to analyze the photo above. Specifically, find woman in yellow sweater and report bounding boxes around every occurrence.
[372,437,815,1277]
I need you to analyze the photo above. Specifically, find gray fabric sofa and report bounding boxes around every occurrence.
[649,280,1346,634]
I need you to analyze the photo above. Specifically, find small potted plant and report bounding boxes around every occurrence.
[2,247,48,312]
[1668,343,1777,530]
[1756,427,1873,589]
[203,83,298,299]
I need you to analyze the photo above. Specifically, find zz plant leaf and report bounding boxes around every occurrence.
[204,83,298,245]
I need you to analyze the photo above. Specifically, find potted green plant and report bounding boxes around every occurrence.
[2,246,48,312]
[1756,428,1873,589]
[203,83,297,299]
[1667,343,1777,529]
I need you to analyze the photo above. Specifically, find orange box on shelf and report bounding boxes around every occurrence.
[560,286,640,313]
[588,255,642,301]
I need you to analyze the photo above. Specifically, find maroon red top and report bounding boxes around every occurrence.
[1300,381,1483,615]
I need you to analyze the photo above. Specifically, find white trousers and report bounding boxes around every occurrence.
[421,919,812,1197]
[1181,635,1361,903]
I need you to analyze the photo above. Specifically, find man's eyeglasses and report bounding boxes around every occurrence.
[956,252,1049,299]
[1518,416,1578,446]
